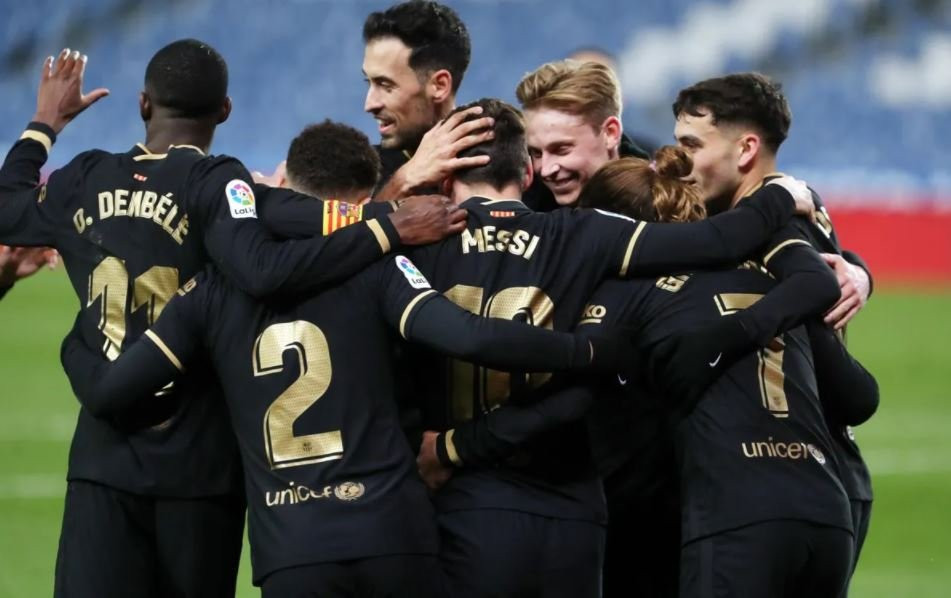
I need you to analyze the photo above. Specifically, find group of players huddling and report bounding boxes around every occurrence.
[0,1,879,597]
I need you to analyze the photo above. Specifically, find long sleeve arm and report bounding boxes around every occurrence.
[807,320,879,426]
[60,319,181,418]
[435,383,595,467]
[403,293,595,372]
[629,183,795,275]
[0,122,55,192]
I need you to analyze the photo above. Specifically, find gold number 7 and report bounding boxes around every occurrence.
[714,293,789,418]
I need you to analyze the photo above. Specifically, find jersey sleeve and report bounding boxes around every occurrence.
[376,254,592,372]
[435,383,596,467]
[59,272,211,418]
[735,221,842,345]
[623,183,796,276]
[187,157,401,297]
[0,123,63,246]
[256,184,399,241]
[0,122,55,192]
[807,320,879,427]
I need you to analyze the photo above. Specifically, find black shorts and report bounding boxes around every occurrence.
[679,519,853,598]
[261,555,442,598]
[438,509,605,598]
[54,480,244,598]
[840,499,873,597]
[602,483,680,598]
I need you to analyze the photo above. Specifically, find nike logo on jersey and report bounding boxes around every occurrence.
[617,374,628,386]
[709,352,723,368]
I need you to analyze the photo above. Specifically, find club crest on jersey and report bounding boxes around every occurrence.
[226,179,256,219]
[334,481,366,501]
[395,255,430,289]
[322,200,364,235]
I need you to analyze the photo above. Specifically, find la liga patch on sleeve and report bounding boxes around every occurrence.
[395,255,430,289]
[226,179,257,219]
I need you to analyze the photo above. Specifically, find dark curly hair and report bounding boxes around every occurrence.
[672,72,791,153]
[285,120,381,198]
[448,98,527,190]
[363,1,470,92]
[145,39,228,118]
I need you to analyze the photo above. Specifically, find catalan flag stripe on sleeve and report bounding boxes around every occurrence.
[322,200,365,235]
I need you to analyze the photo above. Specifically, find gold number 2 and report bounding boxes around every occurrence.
[253,321,342,470]
[87,258,180,360]
[714,293,789,418]
[444,285,555,421]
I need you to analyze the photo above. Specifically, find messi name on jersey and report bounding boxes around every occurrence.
[461,225,541,260]
[93,188,190,244]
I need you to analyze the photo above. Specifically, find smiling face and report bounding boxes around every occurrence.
[673,109,745,210]
[362,37,438,150]
[524,108,620,206]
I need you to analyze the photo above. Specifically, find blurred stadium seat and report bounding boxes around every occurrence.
[0,0,948,281]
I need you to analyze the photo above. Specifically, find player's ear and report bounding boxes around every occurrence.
[441,173,454,197]
[217,97,232,125]
[521,153,534,191]
[600,115,622,155]
[139,91,151,122]
[428,69,453,105]
[737,132,760,170]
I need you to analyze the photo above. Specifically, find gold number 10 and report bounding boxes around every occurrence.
[444,284,555,421]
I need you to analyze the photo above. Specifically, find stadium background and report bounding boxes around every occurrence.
[0,0,948,595]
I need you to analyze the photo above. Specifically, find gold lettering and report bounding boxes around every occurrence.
[128,190,143,217]
[483,225,496,251]
[495,229,512,252]
[161,204,178,236]
[523,235,540,260]
[171,214,189,246]
[279,488,294,505]
[266,492,279,507]
[510,230,528,256]
[742,443,756,458]
[140,191,158,219]
[787,443,803,459]
[461,228,485,254]
[114,188,129,217]
[153,194,173,227]
[98,191,114,219]
[73,208,87,234]
[775,442,788,458]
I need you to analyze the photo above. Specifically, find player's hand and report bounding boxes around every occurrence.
[0,245,58,287]
[251,161,286,187]
[767,176,815,222]
[390,195,467,245]
[821,253,869,329]
[417,431,453,492]
[33,48,109,135]
[400,106,494,191]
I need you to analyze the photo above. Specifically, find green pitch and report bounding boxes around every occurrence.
[0,270,948,597]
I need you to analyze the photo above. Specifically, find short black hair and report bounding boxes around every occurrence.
[363,1,470,92]
[672,72,791,153]
[285,120,381,198]
[450,98,527,190]
[144,39,228,118]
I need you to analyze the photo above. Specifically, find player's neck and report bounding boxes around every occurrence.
[730,157,778,208]
[452,181,523,205]
[143,117,215,155]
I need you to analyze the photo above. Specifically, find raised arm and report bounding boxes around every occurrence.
[807,320,879,426]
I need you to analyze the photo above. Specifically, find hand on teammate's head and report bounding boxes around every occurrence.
[390,194,467,245]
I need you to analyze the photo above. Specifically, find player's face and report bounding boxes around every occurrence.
[524,108,617,206]
[674,111,743,210]
[363,37,438,150]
